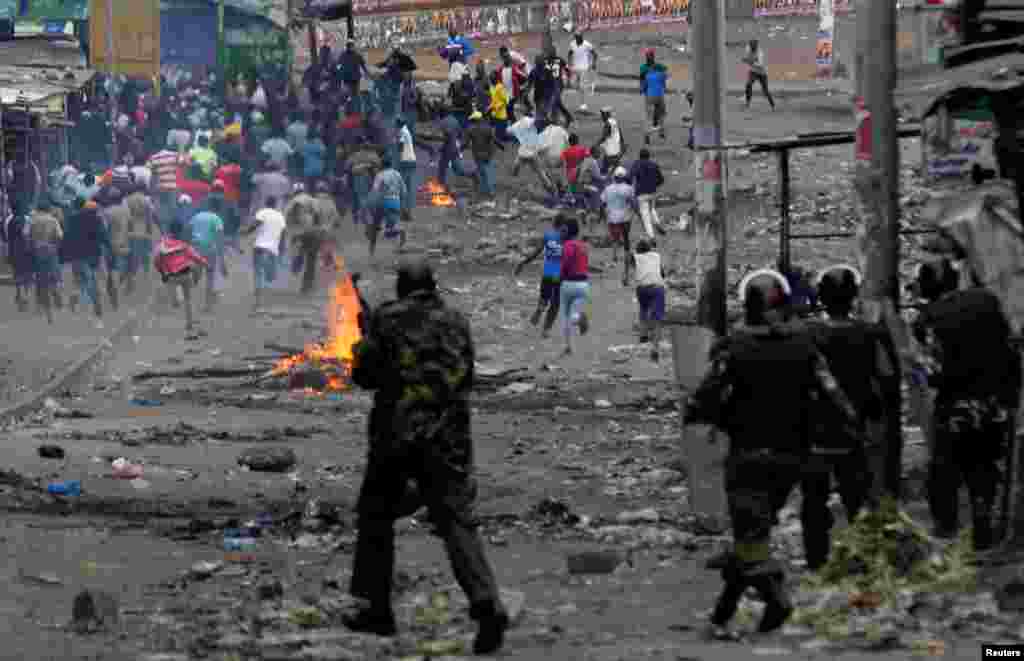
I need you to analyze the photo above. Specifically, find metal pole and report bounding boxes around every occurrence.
[778,148,791,273]
[218,0,226,95]
[693,0,727,337]
[682,0,729,534]
[105,0,117,164]
[859,0,903,500]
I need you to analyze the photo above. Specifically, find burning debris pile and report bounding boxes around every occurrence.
[418,178,456,207]
[270,259,363,393]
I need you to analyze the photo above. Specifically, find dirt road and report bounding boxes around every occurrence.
[0,91,1004,660]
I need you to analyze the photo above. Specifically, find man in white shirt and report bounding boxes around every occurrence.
[598,107,624,172]
[743,39,775,110]
[242,195,287,312]
[567,33,597,112]
[509,113,554,194]
[540,121,570,194]
[396,116,418,215]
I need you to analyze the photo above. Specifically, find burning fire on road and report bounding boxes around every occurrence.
[419,178,456,207]
[271,257,363,393]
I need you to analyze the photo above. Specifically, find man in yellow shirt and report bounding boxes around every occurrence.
[188,134,219,181]
[489,71,510,142]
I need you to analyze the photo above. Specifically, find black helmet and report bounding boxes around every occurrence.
[396,258,437,299]
[739,268,792,325]
[911,258,958,302]
[815,264,861,315]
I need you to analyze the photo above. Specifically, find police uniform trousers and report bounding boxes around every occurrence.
[800,447,871,570]
[350,440,504,621]
[928,396,1012,549]
[711,450,800,627]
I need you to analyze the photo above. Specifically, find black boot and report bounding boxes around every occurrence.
[751,571,793,633]
[473,611,510,655]
[341,606,397,637]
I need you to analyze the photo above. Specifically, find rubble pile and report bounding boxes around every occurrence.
[772,499,999,650]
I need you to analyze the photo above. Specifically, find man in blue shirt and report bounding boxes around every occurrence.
[640,49,668,145]
[514,215,565,337]
[188,196,226,312]
[444,28,475,63]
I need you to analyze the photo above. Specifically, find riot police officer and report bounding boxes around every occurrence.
[685,268,863,639]
[910,258,1021,550]
[801,265,894,571]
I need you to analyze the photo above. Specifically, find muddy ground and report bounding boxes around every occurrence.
[0,89,1010,660]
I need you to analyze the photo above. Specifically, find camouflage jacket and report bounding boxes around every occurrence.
[351,290,475,459]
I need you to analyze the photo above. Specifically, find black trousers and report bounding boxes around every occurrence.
[928,398,1012,549]
[745,72,774,108]
[800,449,870,570]
[711,451,800,628]
[350,444,503,620]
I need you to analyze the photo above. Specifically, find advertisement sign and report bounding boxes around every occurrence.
[89,0,160,80]
[754,0,851,17]
[569,0,689,31]
[0,0,89,21]
[816,0,833,77]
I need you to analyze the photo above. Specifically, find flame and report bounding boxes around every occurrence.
[420,178,456,207]
[272,256,363,392]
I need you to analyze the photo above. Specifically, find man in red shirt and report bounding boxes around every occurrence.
[561,133,589,191]
[214,161,242,205]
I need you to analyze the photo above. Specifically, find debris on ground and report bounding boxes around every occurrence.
[782,498,986,649]
[237,447,298,473]
[37,445,64,459]
[527,497,580,528]
[71,589,119,634]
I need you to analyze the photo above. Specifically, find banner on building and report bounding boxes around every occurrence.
[562,0,689,32]
[816,0,833,78]
[754,0,850,17]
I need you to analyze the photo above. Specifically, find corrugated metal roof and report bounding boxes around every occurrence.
[0,64,93,109]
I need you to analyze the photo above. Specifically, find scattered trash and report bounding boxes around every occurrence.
[257,579,284,600]
[129,398,163,407]
[238,446,297,473]
[20,570,62,586]
[47,480,81,497]
[528,497,580,527]
[615,508,660,524]
[566,549,632,575]
[71,589,119,633]
[497,382,536,396]
[37,445,65,459]
[130,478,150,490]
[159,385,177,396]
[594,399,613,409]
[111,458,144,479]
[288,606,324,628]
[188,561,223,581]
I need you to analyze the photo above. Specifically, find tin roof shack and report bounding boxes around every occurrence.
[0,65,94,211]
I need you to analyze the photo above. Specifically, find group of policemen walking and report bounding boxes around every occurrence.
[340,247,1018,652]
[685,258,1020,638]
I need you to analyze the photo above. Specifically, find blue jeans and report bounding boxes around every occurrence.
[253,247,277,290]
[398,162,417,211]
[71,258,99,306]
[477,159,496,195]
[438,153,472,188]
[130,237,152,274]
[560,280,590,342]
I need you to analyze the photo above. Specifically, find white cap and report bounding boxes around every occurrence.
[293,182,305,193]
[178,194,192,205]
[613,166,627,178]
[601,106,613,114]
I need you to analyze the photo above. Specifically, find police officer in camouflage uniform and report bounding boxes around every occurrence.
[800,265,894,571]
[910,258,1021,551]
[346,259,510,655]
[684,268,863,639]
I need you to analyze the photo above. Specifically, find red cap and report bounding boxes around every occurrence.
[212,180,225,190]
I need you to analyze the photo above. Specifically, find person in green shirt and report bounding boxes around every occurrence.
[189,134,219,181]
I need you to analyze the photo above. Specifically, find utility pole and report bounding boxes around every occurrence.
[217,0,226,97]
[105,0,118,165]
[855,0,903,500]
[693,0,727,337]
[682,0,729,534]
